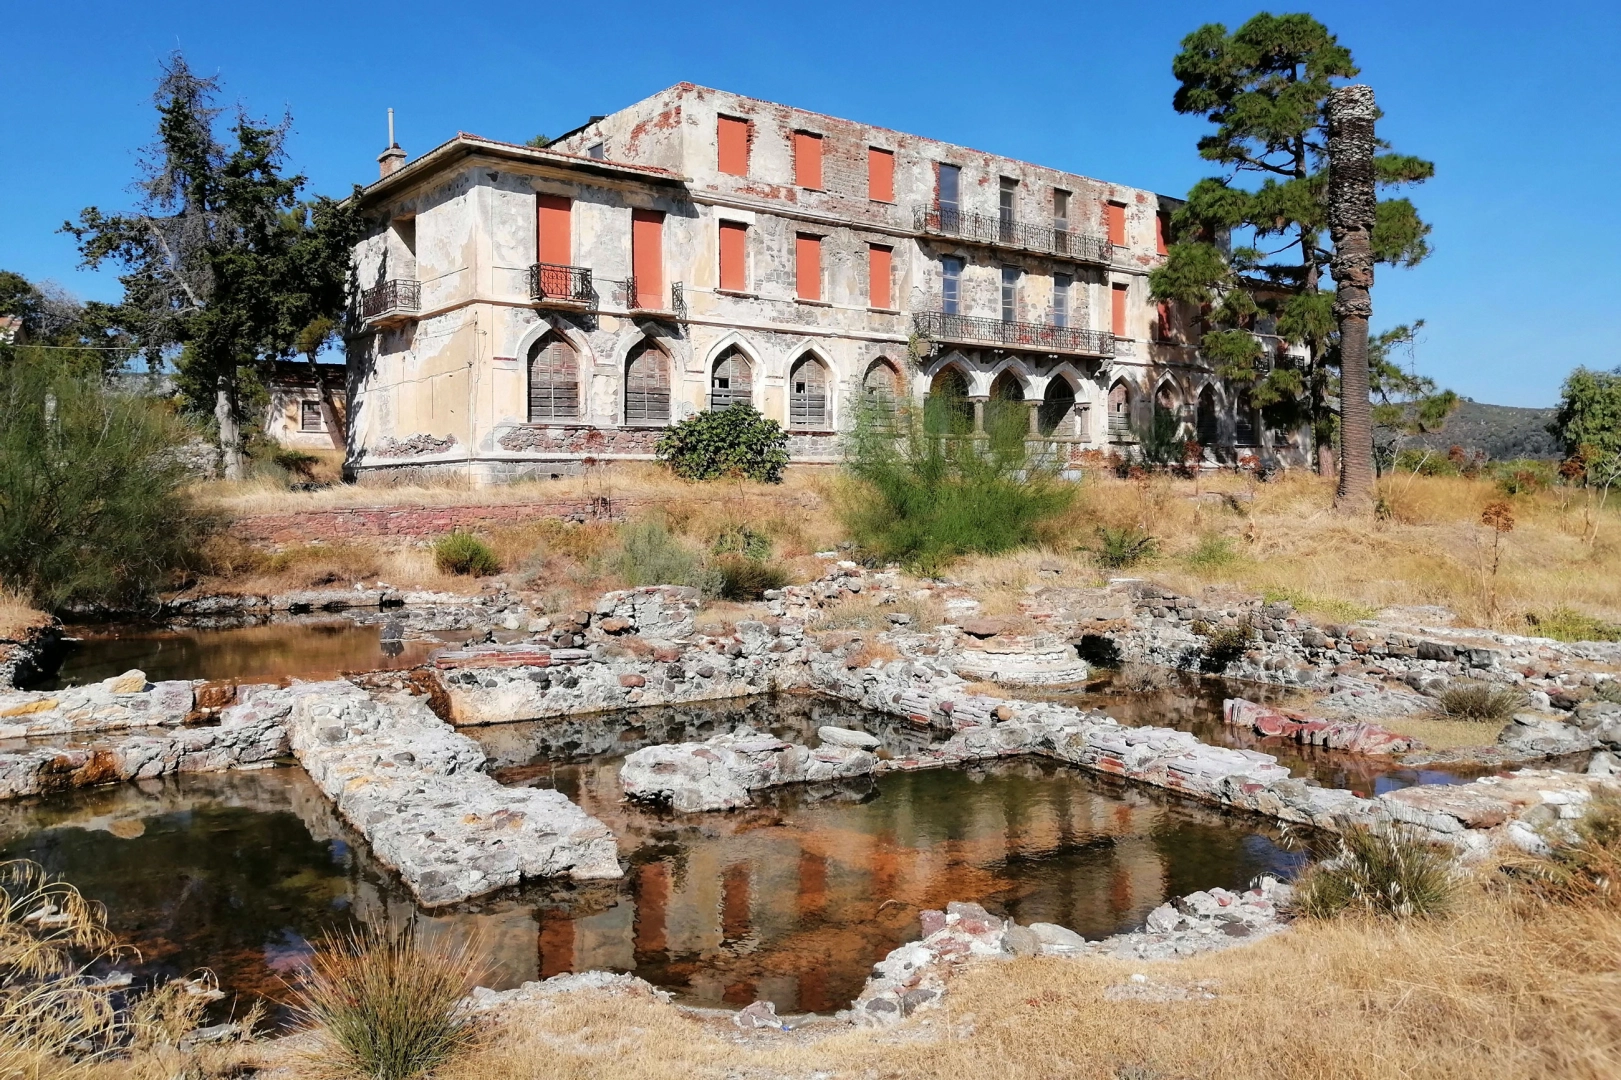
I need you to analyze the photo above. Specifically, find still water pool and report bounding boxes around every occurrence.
[0,698,1305,1019]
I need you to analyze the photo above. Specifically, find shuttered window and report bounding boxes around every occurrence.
[300,400,325,432]
[868,245,892,310]
[868,147,894,202]
[527,333,579,421]
[719,221,747,292]
[941,256,963,315]
[709,347,753,411]
[632,209,664,309]
[1156,211,1171,254]
[1001,266,1019,323]
[796,234,822,301]
[793,131,823,189]
[1106,201,1127,246]
[789,356,828,428]
[625,342,670,424]
[537,195,572,266]
[1111,282,1129,337]
[863,360,899,402]
[1052,273,1071,328]
[717,116,750,176]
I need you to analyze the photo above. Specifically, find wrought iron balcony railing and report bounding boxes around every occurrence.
[913,310,1115,358]
[527,263,593,305]
[360,279,420,323]
[618,277,688,321]
[914,207,1113,264]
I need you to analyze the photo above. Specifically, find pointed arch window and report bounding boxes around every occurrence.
[1108,380,1132,438]
[527,332,579,421]
[789,355,829,428]
[709,346,753,411]
[1197,385,1218,444]
[625,341,670,424]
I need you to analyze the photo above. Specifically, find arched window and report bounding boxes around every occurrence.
[1039,378,1077,436]
[1235,388,1257,445]
[789,355,829,428]
[527,332,579,422]
[927,366,973,432]
[709,346,752,411]
[863,359,900,402]
[1108,380,1132,438]
[624,341,670,424]
[1154,382,1181,440]
[1196,385,1218,445]
[989,370,1025,402]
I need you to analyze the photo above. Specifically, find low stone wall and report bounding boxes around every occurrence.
[228,497,631,544]
[0,671,198,739]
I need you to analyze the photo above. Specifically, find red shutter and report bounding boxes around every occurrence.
[868,245,892,309]
[632,209,664,309]
[1106,202,1126,246]
[1156,301,1172,341]
[867,147,894,202]
[1155,212,1169,254]
[796,234,821,301]
[719,221,747,292]
[537,195,572,267]
[1111,283,1129,338]
[717,116,750,176]
[794,132,823,189]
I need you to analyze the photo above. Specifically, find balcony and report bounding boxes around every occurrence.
[914,310,1114,358]
[527,263,593,306]
[360,279,420,325]
[914,207,1113,265]
[618,277,688,321]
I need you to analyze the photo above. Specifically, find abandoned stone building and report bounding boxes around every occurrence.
[344,83,1302,482]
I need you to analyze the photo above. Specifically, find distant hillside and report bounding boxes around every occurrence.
[1406,398,1562,461]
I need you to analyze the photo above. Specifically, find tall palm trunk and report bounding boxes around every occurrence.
[1329,85,1378,512]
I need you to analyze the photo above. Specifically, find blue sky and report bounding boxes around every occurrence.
[1,0,1614,406]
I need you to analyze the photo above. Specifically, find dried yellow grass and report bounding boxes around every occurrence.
[0,588,50,641]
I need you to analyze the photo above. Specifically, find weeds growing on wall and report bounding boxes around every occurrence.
[1092,525,1158,569]
[1294,826,1459,919]
[0,359,207,609]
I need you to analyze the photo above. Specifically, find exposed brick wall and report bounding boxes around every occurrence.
[229,497,637,544]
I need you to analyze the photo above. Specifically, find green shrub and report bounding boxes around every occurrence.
[0,358,206,609]
[715,554,790,601]
[655,405,789,483]
[1525,607,1621,643]
[273,447,321,481]
[1185,533,1240,572]
[1136,408,1187,469]
[1392,448,1460,477]
[1200,623,1252,672]
[293,922,486,1080]
[1432,681,1524,722]
[711,525,773,561]
[610,520,723,596]
[1294,826,1459,919]
[432,531,500,577]
[840,397,1075,575]
[1093,525,1158,570]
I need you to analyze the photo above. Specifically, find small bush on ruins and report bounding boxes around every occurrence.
[0,358,206,609]
[710,524,773,561]
[433,531,500,577]
[1092,525,1158,570]
[1184,533,1241,572]
[292,921,486,1080]
[1295,826,1459,920]
[655,405,789,483]
[1525,607,1621,644]
[610,520,723,597]
[839,397,1074,575]
[715,554,790,601]
[1431,681,1524,723]
[1199,623,1252,672]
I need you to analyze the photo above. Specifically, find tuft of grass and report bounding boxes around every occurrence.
[1431,681,1524,722]
[1199,623,1252,672]
[292,922,487,1080]
[433,531,501,577]
[1260,587,1378,625]
[1294,826,1460,920]
[1092,525,1158,570]
[714,554,789,602]
[1507,789,1621,909]
[1184,533,1241,572]
[1524,606,1621,643]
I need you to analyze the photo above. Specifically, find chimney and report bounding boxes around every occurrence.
[378,108,406,178]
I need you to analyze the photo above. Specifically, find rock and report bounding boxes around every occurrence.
[1497,713,1598,757]
[1588,751,1619,777]
[818,726,880,750]
[733,1000,785,1030]
[1028,922,1087,954]
[104,670,150,695]
[1002,923,1039,957]
[621,727,877,813]
[959,619,1003,639]
[178,1023,241,1050]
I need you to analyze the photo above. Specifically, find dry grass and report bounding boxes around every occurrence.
[283,875,1617,1080]
[1373,714,1503,750]
[0,588,50,641]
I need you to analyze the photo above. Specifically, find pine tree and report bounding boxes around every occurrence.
[1151,14,1434,474]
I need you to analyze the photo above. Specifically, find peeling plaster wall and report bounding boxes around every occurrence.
[347,84,1302,482]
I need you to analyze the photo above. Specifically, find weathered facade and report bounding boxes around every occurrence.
[344,84,1302,482]
[263,360,348,451]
